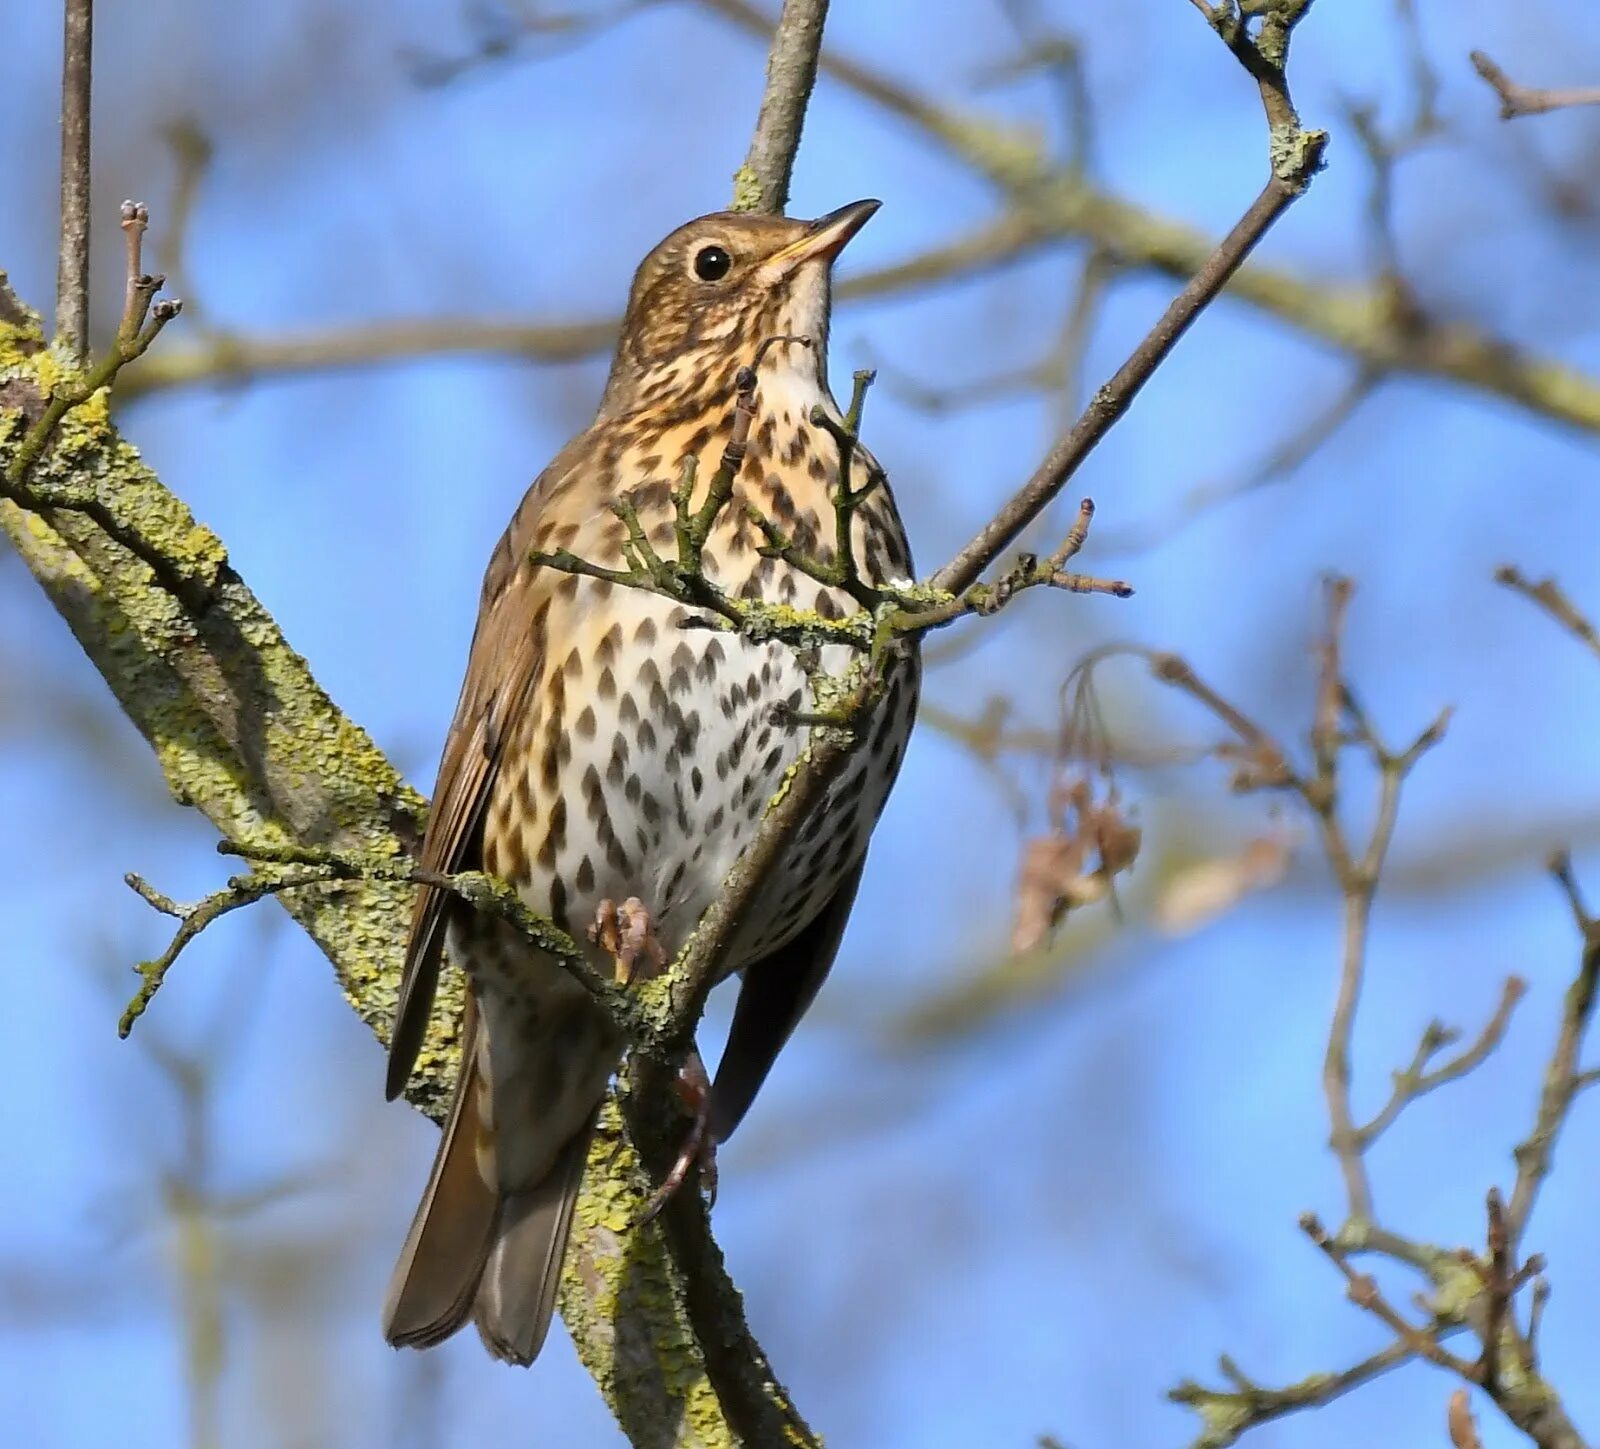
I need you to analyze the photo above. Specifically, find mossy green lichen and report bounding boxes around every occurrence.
[729,164,765,215]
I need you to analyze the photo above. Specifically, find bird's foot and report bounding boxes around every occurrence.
[589,896,667,985]
[639,1050,719,1223]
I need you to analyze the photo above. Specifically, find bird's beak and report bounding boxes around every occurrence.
[767,199,881,273]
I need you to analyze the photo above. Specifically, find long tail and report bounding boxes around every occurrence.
[381,1002,596,1366]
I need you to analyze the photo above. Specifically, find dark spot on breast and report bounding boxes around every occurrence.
[696,639,725,682]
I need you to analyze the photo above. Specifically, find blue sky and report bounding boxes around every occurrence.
[3,2,1599,1446]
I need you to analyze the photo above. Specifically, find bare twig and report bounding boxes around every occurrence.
[55,0,93,361]
[8,201,181,489]
[1496,567,1600,666]
[1156,577,1597,1449]
[731,0,829,213]
[118,866,337,1037]
[3,202,185,591]
[1470,50,1600,121]
[1505,852,1600,1248]
[1355,977,1527,1150]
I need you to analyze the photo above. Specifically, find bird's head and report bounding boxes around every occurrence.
[599,199,880,418]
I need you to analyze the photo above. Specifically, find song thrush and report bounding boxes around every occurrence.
[381,199,920,1364]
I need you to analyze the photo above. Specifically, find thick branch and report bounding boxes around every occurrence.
[0,288,800,1441]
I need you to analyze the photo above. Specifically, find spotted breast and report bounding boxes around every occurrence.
[381,200,919,1367]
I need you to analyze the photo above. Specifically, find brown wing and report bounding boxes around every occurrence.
[385,434,594,1102]
[707,857,866,1141]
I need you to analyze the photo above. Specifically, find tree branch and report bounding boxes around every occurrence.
[929,168,1316,596]
[110,16,1600,440]
[730,0,829,213]
[1470,50,1600,120]
[55,0,93,362]
[1,278,807,1442]
[1496,567,1600,667]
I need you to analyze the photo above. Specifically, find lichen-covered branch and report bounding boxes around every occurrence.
[0,275,805,1445]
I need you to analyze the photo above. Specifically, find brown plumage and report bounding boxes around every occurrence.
[382,201,920,1364]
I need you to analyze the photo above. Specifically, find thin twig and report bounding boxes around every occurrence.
[118,866,333,1037]
[1301,1213,1481,1377]
[55,0,94,361]
[1496,566,1600,666]
[1355,977,1527,1149]
[1470,50,1600,121]
[1505,852,1600,1247]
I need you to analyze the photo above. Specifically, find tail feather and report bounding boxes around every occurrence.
[381,1004,498,1349]
[383,998,600,1365]
[474,1117,596,1365]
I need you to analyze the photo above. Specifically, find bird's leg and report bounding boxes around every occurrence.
[638,1047,718,1224]
[588,895,667,985]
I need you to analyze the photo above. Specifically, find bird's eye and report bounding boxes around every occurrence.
[693,245,732,282]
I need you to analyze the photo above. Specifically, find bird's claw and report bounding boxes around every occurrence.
[638,1051,718,1224]
[589,896,667,985]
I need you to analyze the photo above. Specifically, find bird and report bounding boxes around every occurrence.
[380,199,920,1365]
